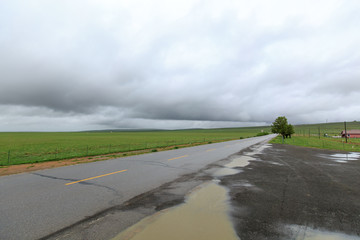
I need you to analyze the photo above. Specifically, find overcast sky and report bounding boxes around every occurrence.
[1,0,359,131]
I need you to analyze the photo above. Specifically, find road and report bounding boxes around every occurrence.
[221,143,360,239]
[46,139,360,240]
[0,135,274,240]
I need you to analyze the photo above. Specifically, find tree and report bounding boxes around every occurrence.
[285,124,295,138]
[271,116,288,138]
[271,116,295,138]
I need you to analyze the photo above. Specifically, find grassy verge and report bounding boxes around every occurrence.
[270,135,360,152]
[293,121,360,137]
[0,127,270,166]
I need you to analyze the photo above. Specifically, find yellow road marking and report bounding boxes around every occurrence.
[168,155,188,161]
[206,148,216,152]
[65,169,128,186]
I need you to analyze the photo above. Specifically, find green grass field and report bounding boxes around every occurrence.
[0,127,271,166]
[270,135,360,152]
[270,121,360,152]
[3,121,358,166]
[292,121,360,137]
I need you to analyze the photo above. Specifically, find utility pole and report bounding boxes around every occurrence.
[344,121,348,143]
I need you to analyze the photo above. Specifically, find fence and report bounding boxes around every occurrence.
[294,123,360,139]
[280,135,360,152]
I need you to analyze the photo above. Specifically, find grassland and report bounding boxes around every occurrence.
[0,127,270,166]
[292,121,360,137]
[4,121,358,167]
[270,135,360,152]
[270,121,360,152]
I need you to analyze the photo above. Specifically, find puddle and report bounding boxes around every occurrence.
[212,148,260,177]
[319,152,360,163]
[112,182,239,240]
[212,155,254,177]
[213,167,241,177]
[245,144,271,156]
[225,156,255,168]
[288,225,360,240]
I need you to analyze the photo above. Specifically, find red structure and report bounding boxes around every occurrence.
[341,130,360,138]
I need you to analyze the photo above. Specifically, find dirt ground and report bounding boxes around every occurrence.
[0,154,119,176]
[43,143,360,240]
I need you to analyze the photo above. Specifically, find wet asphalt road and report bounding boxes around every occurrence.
[221,143,360,239]
[0,135,274,240]
[45,140,360,240]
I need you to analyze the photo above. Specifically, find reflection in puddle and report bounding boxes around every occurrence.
[213,168,241,177]
[213,145,266,177]
[225,156,254,168]
[319,152,360,163]
[213,155,254,177]
[113,182,239,240]
[245,144,271,156]
[289,225,360,240]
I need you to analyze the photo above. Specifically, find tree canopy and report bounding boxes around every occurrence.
[271,116,295,138]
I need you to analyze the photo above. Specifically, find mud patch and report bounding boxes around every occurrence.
[112,181,239,240]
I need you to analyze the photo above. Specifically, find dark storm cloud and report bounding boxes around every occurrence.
[0,0,360,131]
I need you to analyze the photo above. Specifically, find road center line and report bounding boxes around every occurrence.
[206,148,216,152]
[168,155,188,161]
[65,169,128,186]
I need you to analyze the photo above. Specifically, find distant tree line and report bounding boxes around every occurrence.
[271,116,295,138]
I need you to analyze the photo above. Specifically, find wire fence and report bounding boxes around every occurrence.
[277,135,360,152]
[294,122,360,138]
[0,136,244,166]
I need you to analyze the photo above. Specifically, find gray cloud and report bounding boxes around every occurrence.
[1,0,360,131]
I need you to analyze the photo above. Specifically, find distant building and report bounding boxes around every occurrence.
[341,130,360,138]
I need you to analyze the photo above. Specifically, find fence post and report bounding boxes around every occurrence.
[8,150,10,164]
